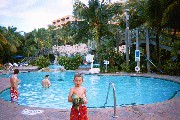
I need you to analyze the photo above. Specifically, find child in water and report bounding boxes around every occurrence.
[42,75,51,88]
[68,73,88,120]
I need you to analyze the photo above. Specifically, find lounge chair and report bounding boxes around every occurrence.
[8,63,13,67]
[4,63,13,71]
[13,63,18,67]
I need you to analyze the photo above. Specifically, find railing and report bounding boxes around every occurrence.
[104,81,118,118]
[143,54,163,74]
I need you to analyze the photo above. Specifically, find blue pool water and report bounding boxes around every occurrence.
[49,64,62,69]
[0,71,180,109]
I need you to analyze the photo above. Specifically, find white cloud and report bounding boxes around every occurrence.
[18,0,73,31]
[0,0,126,32]
[0,0,74,32]
[0,0,9,9]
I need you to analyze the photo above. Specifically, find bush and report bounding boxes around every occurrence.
[58,55,82,70]
[97,39,124,73]
[120,62,131,72]
[35,55,51,69]
[163,60,180,76]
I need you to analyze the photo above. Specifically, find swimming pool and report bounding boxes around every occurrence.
[0,71,180,109]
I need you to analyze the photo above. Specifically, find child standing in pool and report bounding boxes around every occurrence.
[68,73,88,120]
[42,75,51,88]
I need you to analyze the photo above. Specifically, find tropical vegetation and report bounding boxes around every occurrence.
[58,54,82,70]
[0,0,179,75]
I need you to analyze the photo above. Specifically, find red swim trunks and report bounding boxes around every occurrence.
[70,105,88,120]
[10,87,18,102]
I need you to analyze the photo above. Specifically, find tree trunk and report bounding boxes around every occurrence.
[155,32,161,66]
[95,26,100,48]
[172,28,176,42]
[146,28,150,73]
[116,30,120,52]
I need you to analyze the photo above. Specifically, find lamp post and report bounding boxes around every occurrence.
[135,28,140,73]
[125,9,129,66]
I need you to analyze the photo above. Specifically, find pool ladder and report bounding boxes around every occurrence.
[104,81,118,118]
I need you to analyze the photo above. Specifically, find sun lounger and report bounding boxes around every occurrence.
[89,68,100,74]
[8,63,13,67]
[13,63,18,67]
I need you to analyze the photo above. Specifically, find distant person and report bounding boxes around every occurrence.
[10,69,20,104]
[42,75,51,88]
[68,73,88,120]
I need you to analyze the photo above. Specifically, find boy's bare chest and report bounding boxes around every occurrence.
[73,88,84,96]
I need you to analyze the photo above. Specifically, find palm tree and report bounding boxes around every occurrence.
[73,0,123,48]
[161,0,180,40]
[48,25,57,45]
[0,32,8,64]
[4,26,21,53]
[0,26,22,63]
[29,28,53,56]
[145,0,179,66]
[0,32,8,51]
[20,32,35,57]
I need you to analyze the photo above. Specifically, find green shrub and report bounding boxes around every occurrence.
[35,55,51,69]
[0,66,4,70]
[120,62,131,72]
[97,39,124,73]
[58,55,82,70]
[163,60,180,76]
[108,66,119,73]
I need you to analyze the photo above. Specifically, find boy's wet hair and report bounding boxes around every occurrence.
[45,75,49,77]
[74,73,83,81]
[14,69,19,74]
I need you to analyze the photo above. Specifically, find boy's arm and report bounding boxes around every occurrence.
[68,88,73,102]
[17,78,21,84]
[41,80,44,86]
[83,88,88,104]
[48,80,51,86]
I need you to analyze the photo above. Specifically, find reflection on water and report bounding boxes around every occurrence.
[0,71,180,109]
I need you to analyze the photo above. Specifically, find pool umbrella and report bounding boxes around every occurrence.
[13,55,23,59]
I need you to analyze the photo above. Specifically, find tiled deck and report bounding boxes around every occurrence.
[0,73,180,120]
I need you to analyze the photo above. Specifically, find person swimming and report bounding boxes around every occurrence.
[42,75,51,88]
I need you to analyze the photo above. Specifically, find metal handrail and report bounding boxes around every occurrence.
[143,54,163,74]
[104,81,118,118]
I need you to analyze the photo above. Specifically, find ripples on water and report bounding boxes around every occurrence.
[0,71,180,109]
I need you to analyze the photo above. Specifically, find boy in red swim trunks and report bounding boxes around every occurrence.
[68,73,88,120]
[10,69,20,104]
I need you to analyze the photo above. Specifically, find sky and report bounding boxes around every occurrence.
[0,0,125,33]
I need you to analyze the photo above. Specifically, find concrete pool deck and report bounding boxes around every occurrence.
[0,73,180,120]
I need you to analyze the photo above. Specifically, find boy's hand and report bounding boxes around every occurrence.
[82,94,88,104]
[83,99,87,104]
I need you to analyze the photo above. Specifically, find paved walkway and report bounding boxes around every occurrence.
[0,73,180,120]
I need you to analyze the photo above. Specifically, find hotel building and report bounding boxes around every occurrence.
[52,15,81,28]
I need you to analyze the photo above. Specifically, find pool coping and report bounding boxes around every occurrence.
[0,73,180,120]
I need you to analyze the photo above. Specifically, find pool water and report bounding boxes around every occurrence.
[48,64,62,69]
[0,71,180,109]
